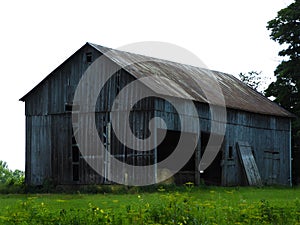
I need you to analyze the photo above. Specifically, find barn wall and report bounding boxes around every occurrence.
[223,109,291,186]
[50,114,72,185]
[25,82,49,116]
[72,66,157,185]
[25,116,51,185]
[24,43,161,185]
[153,99,291,186]
[24,45,102,185]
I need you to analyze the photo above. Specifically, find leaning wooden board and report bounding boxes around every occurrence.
[237,141,263,186]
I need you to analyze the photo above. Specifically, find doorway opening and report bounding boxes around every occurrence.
[157,129,196,185]
[200,132,223,186]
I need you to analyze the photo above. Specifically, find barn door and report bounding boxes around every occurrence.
[237,142,262,186]
[263,151,280,185]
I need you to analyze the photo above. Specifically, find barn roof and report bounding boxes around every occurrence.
[20,42,293,118]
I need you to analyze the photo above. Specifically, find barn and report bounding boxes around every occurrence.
[20,42,293,187]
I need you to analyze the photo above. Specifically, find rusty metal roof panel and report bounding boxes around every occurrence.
[91,43,293,118]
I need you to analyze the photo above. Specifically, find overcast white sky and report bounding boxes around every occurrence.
[0,0,294,170]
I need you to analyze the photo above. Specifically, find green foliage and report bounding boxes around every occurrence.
[1,187,300,224]
[265,0,300,134]
[238,71,264,92]
[0,160,24,193]
[0,161,10,184]
[0,160,24,185]
[266,1,300,58]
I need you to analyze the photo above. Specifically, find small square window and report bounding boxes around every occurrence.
[86,52,93,63]
[65,103,80,112]
[65,103,72,112]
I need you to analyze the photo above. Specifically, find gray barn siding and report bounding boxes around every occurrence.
[153,99,291,186]
[25,82,49,116]
[24,46,158,185]
[25,116,51,185]
[225,110,290,185]
[24,45,103,185]
[24,45,102,116]
[50,114,72,185]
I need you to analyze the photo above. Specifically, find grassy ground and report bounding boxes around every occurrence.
[0,186,299,224]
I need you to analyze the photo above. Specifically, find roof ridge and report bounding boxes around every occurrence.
[88,42,212,72]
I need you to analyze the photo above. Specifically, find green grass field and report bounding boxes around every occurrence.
[0,186,299,224]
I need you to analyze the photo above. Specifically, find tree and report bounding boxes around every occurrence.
[265,0,300,136]
[265,0,300,184]
[238,71,264,92]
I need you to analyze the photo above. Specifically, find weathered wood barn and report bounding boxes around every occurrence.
[20,42,293,186]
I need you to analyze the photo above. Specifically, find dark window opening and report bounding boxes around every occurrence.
[65,103,80,112]
[252,148,256,160]
[103,125,107,147]
[72,146,80,162]
[116,73,121,93]
[72,136,76,144]
[86,52,93,63]
[65,103,72,112]
[73,164,79,181]
[228,146,233,159]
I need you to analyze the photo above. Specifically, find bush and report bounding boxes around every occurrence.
[0,161,25,194]
[0,161,24,185]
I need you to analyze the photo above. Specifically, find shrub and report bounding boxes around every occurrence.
[0,161,25,194]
